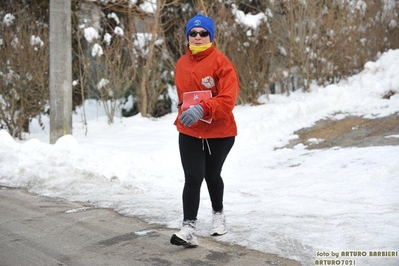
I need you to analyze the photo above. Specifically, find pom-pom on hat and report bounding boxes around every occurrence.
[185,14,215,42]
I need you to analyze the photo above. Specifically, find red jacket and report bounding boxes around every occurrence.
[174,44,239,139]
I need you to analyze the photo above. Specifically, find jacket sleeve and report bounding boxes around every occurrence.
[205,55,239,121]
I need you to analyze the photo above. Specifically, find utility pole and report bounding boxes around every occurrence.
[49,0,72,144]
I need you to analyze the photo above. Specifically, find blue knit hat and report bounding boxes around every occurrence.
[185,14,215,42]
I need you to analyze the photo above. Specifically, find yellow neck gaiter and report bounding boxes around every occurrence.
[189,43,212,55]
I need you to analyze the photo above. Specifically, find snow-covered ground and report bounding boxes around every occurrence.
[1,49,399,265]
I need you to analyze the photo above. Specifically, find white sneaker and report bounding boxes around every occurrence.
[170,220,198,247]
[210,210,227,236]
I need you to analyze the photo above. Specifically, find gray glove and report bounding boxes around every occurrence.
[179,105,204,127]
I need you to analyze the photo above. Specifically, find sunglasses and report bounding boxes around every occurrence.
[188,31,210,38]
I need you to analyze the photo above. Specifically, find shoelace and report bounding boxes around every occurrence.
[213,212,224,225]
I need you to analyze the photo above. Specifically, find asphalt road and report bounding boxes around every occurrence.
[0,187,300,266]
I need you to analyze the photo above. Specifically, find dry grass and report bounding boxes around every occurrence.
[285,113,399,149]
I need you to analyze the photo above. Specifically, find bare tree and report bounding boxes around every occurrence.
[73,0,139,124]
[0,4,49,140]
[136,0,179,117]
[266,0,399,92]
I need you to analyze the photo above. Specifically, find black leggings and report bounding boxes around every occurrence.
[179,133,235,221]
